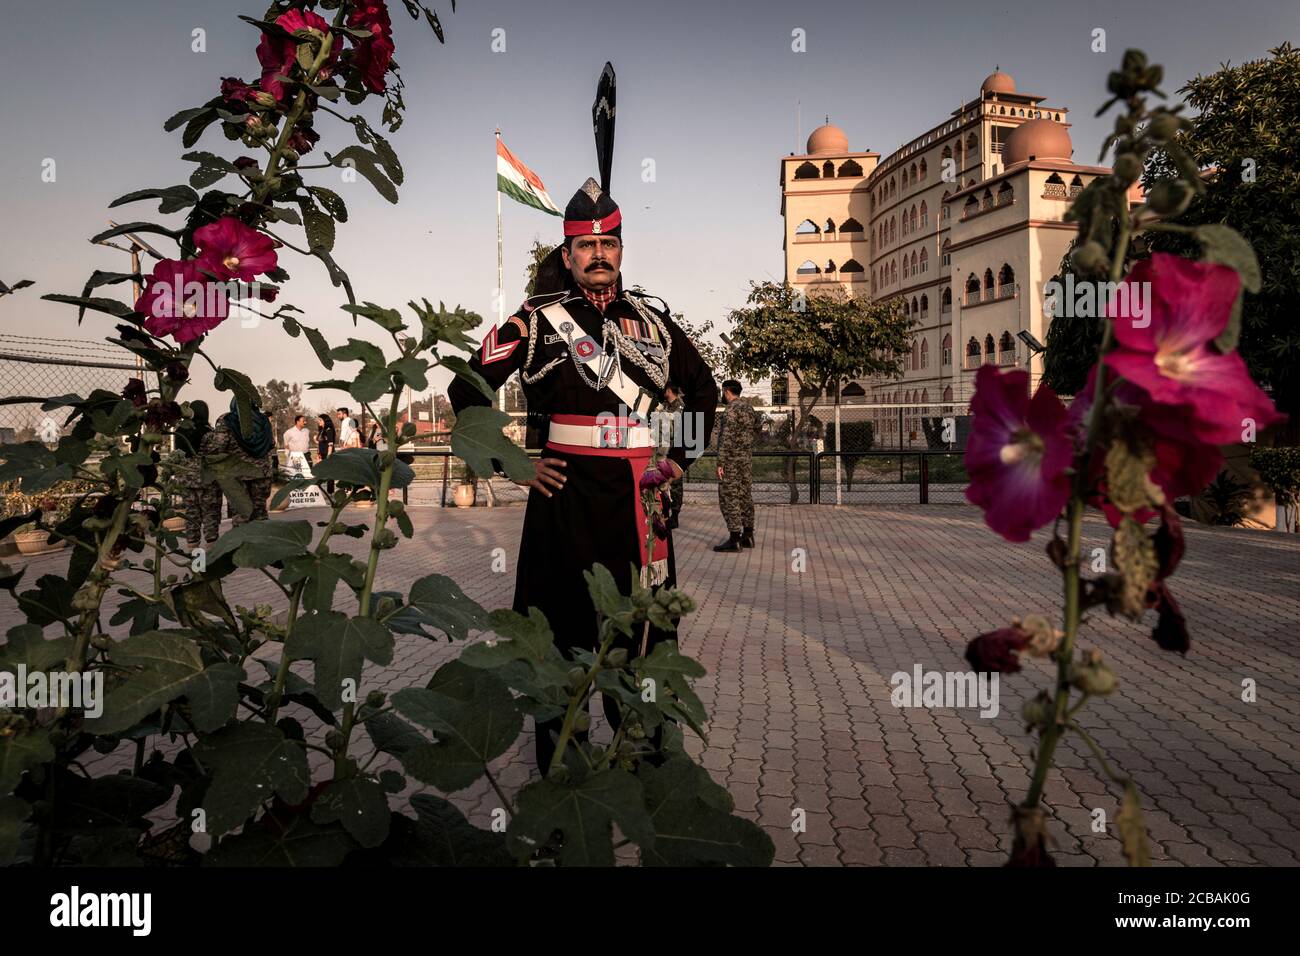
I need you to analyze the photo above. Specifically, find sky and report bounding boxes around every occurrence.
[0,0,1295,412]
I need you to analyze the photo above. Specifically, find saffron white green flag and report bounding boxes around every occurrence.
[497,138,561,215]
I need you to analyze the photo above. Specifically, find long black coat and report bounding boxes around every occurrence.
[448,282,718,657]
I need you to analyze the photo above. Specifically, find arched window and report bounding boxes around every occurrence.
[825,259,837,273]
[840,217,863,234]
[911,296,919,315]
[838,159,863,177]
[942,287,952,311]
[966,132,978,153]
[920,294,929,318]
[911,341,919,371]
[983,269,995,295]
[981,187,993,210]
[998,263,1016,297]
[889,177,896,197]
[841,382,866,403]
[966,337,981,368]
[1069,174,1084,197]
[1044,172,1066,199]
[941,191,951,221]
[841,258,864,273]
[795,219,819,235]
[999,105,1006,115]
[909,162,917,184]
[954,140,963,165]
[965,273,981,305]
[920,201,928,228]
[902,299,911,317]
[963,195,978,219]
[919,248,928,273]
[920,339,929,369]
[997,181,1014,206]
[941,238,951,267]
[824,218,836,234]
[941,333,952,365]
[999,331,1016,365]
[919,158,927,180]
[909,205,918,233]
[822,160,835,177]
[889,217,896,242]
[794,161,819,179]
[796,260,820,275]
[910,250,918,276]
[891,260,898,284]
[941,145,952,162]
[984,334,996,362]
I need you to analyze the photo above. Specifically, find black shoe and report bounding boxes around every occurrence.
[665,514,679,531]
[713,532,742,552]
[740,526,754,548]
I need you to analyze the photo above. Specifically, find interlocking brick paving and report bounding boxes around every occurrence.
[4,502,1298,866]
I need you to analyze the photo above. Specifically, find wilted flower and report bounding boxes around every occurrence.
[965,624,1032,673]
[965,366,1072,542]
[1104,253,1285,445]
[122,378,147,407]
[220,77,258,103]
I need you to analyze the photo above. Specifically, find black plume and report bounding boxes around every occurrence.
[592,62,616,194]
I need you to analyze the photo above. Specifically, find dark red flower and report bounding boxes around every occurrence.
[348,1,395,92]
[233,156,259,170]
[965,366,1072,542]
[965,624,1032,673]
[144,400,182,432]
[288,125,320,155]
[257,8,338,102]
[135,259,230,343]
[1145,581,1189,653]
[220,77,258,103]
[122,378,147,407]
[1105,253,1285,445]
[193,217,278,282]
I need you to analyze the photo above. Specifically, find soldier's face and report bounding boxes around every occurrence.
[562,235,622,291]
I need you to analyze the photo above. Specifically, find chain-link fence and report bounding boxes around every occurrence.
[0,334,140,443]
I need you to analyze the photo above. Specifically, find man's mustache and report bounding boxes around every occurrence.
[586,261,613,271]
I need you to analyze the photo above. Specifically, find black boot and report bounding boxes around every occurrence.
[740,526,754,548]
[713,531,742,552]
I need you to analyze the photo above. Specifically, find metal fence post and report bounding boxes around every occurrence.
[920,454,929,504]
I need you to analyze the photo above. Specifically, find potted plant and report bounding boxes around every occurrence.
[453,461,478,508]
[3,487,74,555]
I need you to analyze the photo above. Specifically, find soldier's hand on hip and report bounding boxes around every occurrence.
[518,457,567,497]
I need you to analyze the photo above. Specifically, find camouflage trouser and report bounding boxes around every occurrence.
[184,483,223,547]
[230,478,272,527]
[718,459,754,533]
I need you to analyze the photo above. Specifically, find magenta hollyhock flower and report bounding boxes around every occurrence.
[193,217,278,282]
[1067,365,1223,524]
[965,365,1072,542]
[965,625,1032,673]
[348,2,394,92]
[257,8,338,101]
[1105,253,1285,445]
[220,77,258,103]
[288,125,320,155]
[134,259,229,343]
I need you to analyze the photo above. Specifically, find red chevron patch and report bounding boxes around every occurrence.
[480,324,520,365]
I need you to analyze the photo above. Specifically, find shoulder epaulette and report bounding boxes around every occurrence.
[519,290,569,314]
[626,289,671,315]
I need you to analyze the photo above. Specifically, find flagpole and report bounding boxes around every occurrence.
[495,128,505,412]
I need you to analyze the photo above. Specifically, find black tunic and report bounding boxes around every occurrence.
[448,282,718,659]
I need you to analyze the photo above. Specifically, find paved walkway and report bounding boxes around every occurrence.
[5,504,1299,866]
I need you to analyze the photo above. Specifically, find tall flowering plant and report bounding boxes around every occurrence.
[963,50,1286,866]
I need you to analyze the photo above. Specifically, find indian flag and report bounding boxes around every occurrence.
[497,137,560,216]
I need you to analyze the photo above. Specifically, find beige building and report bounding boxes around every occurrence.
[779,70,1130,443]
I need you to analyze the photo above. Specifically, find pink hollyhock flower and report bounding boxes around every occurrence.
[348,2,395,92]
[1067,365,1223,524]
[639,458,676,490]
[193,217,278,282]
[1105,253,1285,445]
[257,8,338,101]
[220,77,258,103]
[134,259,229,343]
[965,365,1072,542]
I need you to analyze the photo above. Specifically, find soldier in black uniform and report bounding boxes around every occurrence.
[450,166,717,773]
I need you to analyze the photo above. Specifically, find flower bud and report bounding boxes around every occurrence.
[573,712,591,732]
[1147,112,1181,141]
[325,730,346,750]
[365,690,386,708]
[1146,180,1193,216]
[605,648,629,669]
[565,666,586,691]
[253,91,277,108]
[1069,241,1108,276]
[1021,691,1053,731]
[1112,153,1142,186]
[1070,648,1118,695]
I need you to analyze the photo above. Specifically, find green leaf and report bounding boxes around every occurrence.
[328,145,398,203]
[390,356,429,391]
[310,777,390,848]
[87,221,180,246]
[0,727,53,794]
[406,574,489,641]
[280,552,366,613]
[350,367,392,405]
[183,662,246,733]
[329,337,387,368]
[0,624,73,674]
[303,207,335,253]
[460,608,556,669]
[308,185,349,222]
[439,355,494,401]
[341,301,404,332]
[298,323,335,369]
[450,406,534,482]
[212,366,260,437]
[164,106,211,132]
[208,815,355,866]
[391,661,522,792]
[15,574,76,628]
[1193,224,1261,353]
[637,757,774,866]
[40,293,136,319]
[108,185,200,214]
[311,448,380,488]
[84,630,206,734]
[509,770,655,866]
[639,640,708,737]
[192,723,310,836]
[285,612,394,711]
[206,519,313,567]
[312,247,355,304]
[400,793,513,866]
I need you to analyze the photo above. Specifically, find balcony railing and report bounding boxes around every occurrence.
[1042,183,1068,199]
[996,191,1014,207]
[998,282,1018,299]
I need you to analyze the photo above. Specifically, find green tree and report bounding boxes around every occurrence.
[523,238,555,297]
[723,281,912,501]
[1145,42,1300,440]
[257,378,307,443]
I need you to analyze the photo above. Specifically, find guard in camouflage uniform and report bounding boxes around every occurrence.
[200,397,276,528]
[175,401,218,548]
[659,381,686,529]
[713,379,757,552]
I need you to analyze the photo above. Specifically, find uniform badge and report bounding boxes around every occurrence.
[544,333,564,345]
[572,336,600,363]
[480,324,519,365]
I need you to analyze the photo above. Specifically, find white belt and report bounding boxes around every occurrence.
[548,421,654,449]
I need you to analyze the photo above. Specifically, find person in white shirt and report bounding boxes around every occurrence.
[336,406,360,449]
[283,415,311,458]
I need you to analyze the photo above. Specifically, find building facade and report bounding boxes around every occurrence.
[779,71,1132,442]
